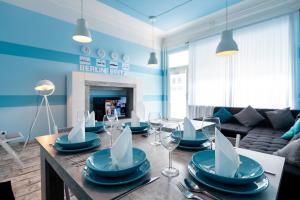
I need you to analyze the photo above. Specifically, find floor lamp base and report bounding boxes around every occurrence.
[23,95,57,149]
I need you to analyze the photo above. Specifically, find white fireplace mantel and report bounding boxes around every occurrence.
[67,72,144,127]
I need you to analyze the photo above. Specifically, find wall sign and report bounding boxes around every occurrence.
[79,56,91,65]
[78,49,129,76]
[121,54,130,71]
[96,58,106,67]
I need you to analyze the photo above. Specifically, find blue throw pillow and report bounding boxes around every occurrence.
[281,119,300,140]
[213,107,233,123]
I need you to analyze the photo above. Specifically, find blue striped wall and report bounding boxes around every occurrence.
[0,2,163,139]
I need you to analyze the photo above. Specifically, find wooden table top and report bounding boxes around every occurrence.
[36,130,285,200]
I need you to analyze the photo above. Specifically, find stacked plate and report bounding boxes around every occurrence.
[172,130,211,150]
[122,122,150,134]
[188,150,269,195]
[53,132,101,153]
[85,121,104,133]
[83,148,151,185]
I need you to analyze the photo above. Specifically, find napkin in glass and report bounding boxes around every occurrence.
[131,111,140,127]
[68,118,85,143]
[215,129,240,177]
[111,126,133,169]
[183,117,196,140]
[85,111,96,127]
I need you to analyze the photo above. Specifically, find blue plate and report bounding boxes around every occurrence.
[53,139,100,153]
[192,150,264,185]
[122,122,149,131]
[132,128,149,134]
[188,162,269,194]
[178,141,211,151]
[55,132,98,149]
[86,147,147,177]
[85,121,104,132]
[83,160,150,186]
[172,130,208,147]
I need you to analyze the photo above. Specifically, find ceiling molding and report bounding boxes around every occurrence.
[2,0,164,49]
[162,0,300,49]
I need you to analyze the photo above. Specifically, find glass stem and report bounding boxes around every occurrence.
[110,134,113,147]
[169,151,172,170]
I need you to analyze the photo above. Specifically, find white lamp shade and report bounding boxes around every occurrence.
[72,18,92,43]
[35,80,55,96]
[148,52,158,67]
[216,30,238,56]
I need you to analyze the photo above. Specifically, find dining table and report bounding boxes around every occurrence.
[36,125,285,200]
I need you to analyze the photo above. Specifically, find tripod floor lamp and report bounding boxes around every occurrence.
[23,80,58,149]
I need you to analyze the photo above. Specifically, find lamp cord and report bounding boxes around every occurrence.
[81,0,83,19]
[115,0,193,19]
[226,0,228,30]
[156,0,192,18]
[151,20,154,50]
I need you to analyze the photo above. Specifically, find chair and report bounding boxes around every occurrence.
[0,181,15,200]
[0,131,24,167]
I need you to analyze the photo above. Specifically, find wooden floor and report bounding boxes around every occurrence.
[0,142,76,200]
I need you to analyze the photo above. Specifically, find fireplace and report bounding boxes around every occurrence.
[67,72,144,127]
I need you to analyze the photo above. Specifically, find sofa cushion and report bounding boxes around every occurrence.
[281,119,300,140]
[234,106,265,127]
[220,123,252,137]
[213,107,233,123]
[265,108,295,130]
[291,132,300,141]
[239,128,288,154]
[273,138,300,167]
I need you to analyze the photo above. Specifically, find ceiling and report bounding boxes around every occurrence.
[98,0,241,31]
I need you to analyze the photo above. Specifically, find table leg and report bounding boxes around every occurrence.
[40,150,64,200]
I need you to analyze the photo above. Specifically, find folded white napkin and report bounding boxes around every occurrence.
[111,126,133,168]
[131,111,140,127]
[136,102,146,121]
[68,118,85,143]
[215,129,240,177]
[85,111,96,127]
[183,117,196,140]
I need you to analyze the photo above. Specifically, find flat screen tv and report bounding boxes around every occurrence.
[92,96,127,121]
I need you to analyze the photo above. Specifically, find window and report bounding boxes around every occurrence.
[188,15,294,109]
[168,50,189,68]
[168,50,188,119]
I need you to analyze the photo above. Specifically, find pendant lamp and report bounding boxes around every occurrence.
[148,16,158,67]
[73,0,92,43]
[216,0,238,56]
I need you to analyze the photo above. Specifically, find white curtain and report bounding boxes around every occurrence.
[188,36,229,107]
[188,14,295,109]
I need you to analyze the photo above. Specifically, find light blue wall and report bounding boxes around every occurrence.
[0,2,163,139]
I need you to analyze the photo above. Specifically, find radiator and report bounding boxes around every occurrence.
[188,105,214,119]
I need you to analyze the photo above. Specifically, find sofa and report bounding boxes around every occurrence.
[195,106,300,199]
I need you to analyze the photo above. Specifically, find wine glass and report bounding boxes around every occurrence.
[159,123,182,177]
[77,111,85,122]
[103,115,115,147]
[201,116,221,150]
[106,108,117,123]
[148,112,162,146]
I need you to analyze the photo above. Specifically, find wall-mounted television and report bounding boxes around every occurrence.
[92,96,128,121]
